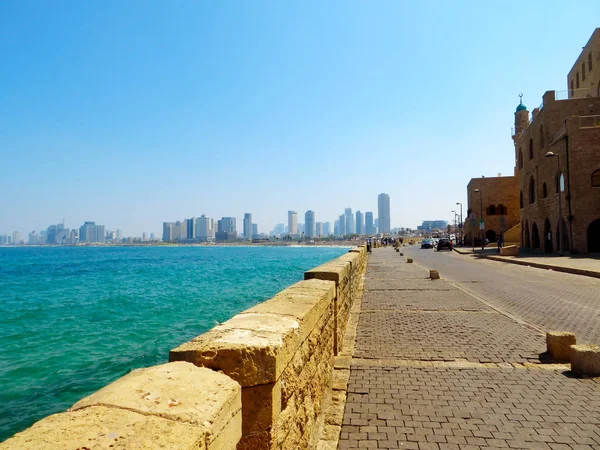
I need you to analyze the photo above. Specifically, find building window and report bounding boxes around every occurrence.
[576,72,580,89]
[543,182,547,198]
[593,169,600,187]
[529,176,535,204]
[570,80,574,97]
[518,148,523,169]
[540,125,545,149]
[498,204,506,215]
[589,52,593,71]
[488,205,496,216]
[582,62,586,81]
[520,191,523,208]
[560,173,565,192]
[529,138,534,160]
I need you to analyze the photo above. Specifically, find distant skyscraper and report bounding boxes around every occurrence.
[116,229,122,240]
[374,218,379,234]
[142,232,147,242]
[0,235,7,245]
[197,215,214,241]
[378,193,391,234]
[150,233,155,240]
[186,218,196,240]
[365,212,374,235]
[305,210,316,238]
[315,222,324,236]
[355,211,364,235]
[243,213,252,240]
[79,221,105,243]
[344,208,355,234]
[323,222,331,236]
[12,231,21,245]
[252,223,258,238]
[288,210,298,236]
[272,223,285,236]
[216,217,237,241]
[338,214,346,236]
[334,220,339,236]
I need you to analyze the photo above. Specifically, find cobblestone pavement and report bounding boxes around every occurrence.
[338,248,600,450]
[401,246,600,344]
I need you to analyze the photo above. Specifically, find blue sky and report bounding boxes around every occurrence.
[1,1,598,237]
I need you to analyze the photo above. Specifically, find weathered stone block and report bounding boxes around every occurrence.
[546,331,576,362]
[429,269,440,280]
[407,258,413,263]
[570,344,600,376]
[400,252,404,256]
[500,245,519,256]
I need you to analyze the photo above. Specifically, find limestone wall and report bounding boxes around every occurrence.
[0,246,367,450]
[170,245,367,449]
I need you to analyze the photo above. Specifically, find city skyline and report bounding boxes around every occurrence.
[2,3,598,236]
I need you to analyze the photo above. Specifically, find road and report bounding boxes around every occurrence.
[401,245,600,344]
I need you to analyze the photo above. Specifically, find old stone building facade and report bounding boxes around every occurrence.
[513,29,600,254]
[464,176,519,246]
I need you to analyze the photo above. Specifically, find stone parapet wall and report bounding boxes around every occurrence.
[171,245,367,449]
[0,246,367,450]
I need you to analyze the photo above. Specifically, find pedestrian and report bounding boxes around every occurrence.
[497,235,502,252]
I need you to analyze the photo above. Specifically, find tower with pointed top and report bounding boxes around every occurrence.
[512,94,529,175]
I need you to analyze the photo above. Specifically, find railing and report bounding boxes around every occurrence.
[580,115,600,128]
[555,87,595,100]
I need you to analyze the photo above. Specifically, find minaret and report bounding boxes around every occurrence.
[512,94,529,175]
[514,94,529,135]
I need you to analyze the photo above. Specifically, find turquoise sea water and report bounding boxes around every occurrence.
[0,245,347,442]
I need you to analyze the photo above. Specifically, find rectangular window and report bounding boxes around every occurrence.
[576,72,580,89]
[570,80,574,97]
[582,63,586,81]
[590,52,593,71]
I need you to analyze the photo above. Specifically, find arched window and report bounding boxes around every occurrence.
[543,182,547,198]
[529,138,534,159]
[576,72,580,89]
[520,191,523,208]
[559,173,565,192]
[592,169,600,187]
[540,125,545,149]
[570,80,574,97]
[529,176,535,204]
[582,62,586,81]
[497,204,506,215]
[518,148,523,169]
[488,205,496,215]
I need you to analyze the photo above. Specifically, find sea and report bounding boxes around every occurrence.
[0,245,347,442]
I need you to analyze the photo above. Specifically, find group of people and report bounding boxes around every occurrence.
[365,236,403,253]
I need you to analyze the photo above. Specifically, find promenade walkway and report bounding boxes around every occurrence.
[337,248,600,450]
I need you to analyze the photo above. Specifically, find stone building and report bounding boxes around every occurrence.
[512,29,600,254]
[464,176,520,246]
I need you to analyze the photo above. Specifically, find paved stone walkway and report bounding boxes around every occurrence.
[338,249,600,450]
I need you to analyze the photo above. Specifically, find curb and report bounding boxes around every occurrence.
[479,254,600,280]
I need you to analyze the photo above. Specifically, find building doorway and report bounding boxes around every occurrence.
[532,223,540,249]
[588,219,600,253]
[544,219,553,253]
[485,230,496,243]
[524,221,531,248]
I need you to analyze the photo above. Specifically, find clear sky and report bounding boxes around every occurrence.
[1,1,598,237]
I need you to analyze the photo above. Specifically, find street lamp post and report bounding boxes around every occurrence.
[456,202,463,246]
[474,189,484,251]
[545,151,562,253]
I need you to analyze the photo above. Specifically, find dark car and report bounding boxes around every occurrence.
[421,238,434,249]
[436,238,453,251]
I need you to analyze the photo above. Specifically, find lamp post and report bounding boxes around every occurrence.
[456,202,463,246]
[545,151,562,253]
[451,210,457,243]
[474,189,484,251]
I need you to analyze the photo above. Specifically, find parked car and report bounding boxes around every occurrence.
[436,238,453,251]
[421,238,434,249]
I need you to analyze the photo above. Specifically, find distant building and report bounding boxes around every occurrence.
[334,220,339,236]
[365,212,374,235]
[28,231,39,245]
[417,220,449,232]
[79,221,105,243]
[12,231,21,245]
[288,210,298,236]
[252,223,258,238]
[186,218,196,240]
[374,218,379,234]
[243,213,252,241]
[150,233,155,241]
[196,215,215,241]
[0,235,7,245]
[323,222,331,236]
[338,213,346,236]
[316,222,324,237]
[356,211,364,235]
[271,223,285,236]
[216,217,237,242]
[378,193,391,234]
[344,208,354,235]
[305,210,316,238]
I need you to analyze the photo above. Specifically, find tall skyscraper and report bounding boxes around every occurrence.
[334,220,339,236]
[243,213,252,240]
[252,223,258,238]
[288,210,298,236]
[365,212,374,235]
[186,218,196,240]
[305,210,316,238]
[375,218,379,234]
[323,222,331,236]
[344,208,355,234]
[315,222,324,237]
[79,221,105,243]
[338,214,346,236]
[378,193,391,234]
[355,211,364,235]
[196,215,215,241]
[12,231,21,245]
[216,217,237,241]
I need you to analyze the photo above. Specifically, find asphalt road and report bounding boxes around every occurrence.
[400,245,600,344]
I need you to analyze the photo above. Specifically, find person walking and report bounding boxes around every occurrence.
[497,235,503,252]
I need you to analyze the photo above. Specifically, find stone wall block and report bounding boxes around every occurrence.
[570,344,600,377]
[546,331,576,362]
